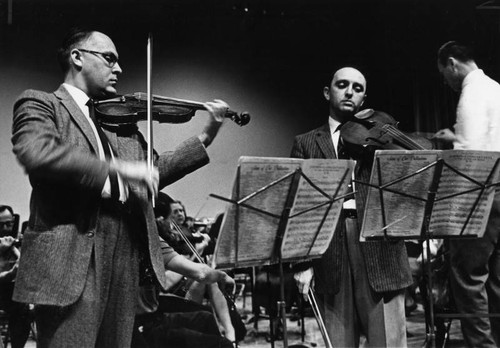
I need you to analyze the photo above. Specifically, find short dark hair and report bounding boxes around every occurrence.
[154,192,175,219]
[0,205,14,216]
[57,28,94,74]
[437,41,475,66]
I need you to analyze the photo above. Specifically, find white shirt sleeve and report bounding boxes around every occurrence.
[454,85,489,150]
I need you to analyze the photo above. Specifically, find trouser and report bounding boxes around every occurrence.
[449,197,500,347]
[316,217,407,347]
[35,202,140,348]
[133,310,233,348]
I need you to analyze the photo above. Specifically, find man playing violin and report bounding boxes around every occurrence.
[434,41,500,348]
[11,28,232,347]
[291,67,412,347]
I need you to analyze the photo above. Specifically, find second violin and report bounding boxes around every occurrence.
[340,109,433,158]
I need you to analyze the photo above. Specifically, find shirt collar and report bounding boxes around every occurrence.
[462,69,484,89]
[62,83,90,113]
[328,116,342,134]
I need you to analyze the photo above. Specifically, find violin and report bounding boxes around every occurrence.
[94,92,251,127]
[340,109,433,157]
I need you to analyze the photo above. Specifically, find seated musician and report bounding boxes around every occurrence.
[160,199,212,257]
[158,195,240,342]
[133,193,237,348]
[0,205,31,348]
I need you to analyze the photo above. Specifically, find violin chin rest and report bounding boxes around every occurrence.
[354,108,375,119]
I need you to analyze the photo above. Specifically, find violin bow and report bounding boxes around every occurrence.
[147,33,155,207]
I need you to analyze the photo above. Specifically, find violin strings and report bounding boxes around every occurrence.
[384,126,425,150]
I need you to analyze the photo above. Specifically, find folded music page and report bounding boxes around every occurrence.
[281,159,353,260]
[360,150,500,240]
[430,150,500,237]
[212,156,354,269]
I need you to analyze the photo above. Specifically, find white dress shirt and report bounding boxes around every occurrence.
[63,83,127,201]
[329,116,356,209]
[328,116,342,157]
[454,69,500,151]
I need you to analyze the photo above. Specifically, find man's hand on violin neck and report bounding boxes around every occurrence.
[110,160,159,197]
[199,99,229,147]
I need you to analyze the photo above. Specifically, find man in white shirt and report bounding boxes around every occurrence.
[435,41,500,347]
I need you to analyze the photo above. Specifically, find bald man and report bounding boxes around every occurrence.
[291,67,412,347]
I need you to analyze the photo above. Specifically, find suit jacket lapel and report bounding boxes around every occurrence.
[54,85,101,155]
[104,128,119,156]
[315,123,336,159]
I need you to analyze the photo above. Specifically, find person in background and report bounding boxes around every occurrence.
[133,192,236,348]
[434,41,500,347]
[0,205,31,348]
[0,205,16,239]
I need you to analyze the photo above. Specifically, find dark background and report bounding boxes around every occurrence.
[1,0,500,220]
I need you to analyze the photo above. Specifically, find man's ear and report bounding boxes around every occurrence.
[360,94,367,107]
[448,57,458,71]
[70,49,84,70]
[323,86,330,101]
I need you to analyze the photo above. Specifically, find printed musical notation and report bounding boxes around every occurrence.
[213,156,355,269]
[360,150,500,240]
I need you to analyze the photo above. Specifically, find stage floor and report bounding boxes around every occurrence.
[237,301,466,348]
[19,297,465,348]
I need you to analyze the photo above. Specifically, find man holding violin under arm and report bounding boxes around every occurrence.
[11,28,233,347]
[291,67,412,347]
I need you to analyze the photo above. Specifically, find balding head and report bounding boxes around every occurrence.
[60,29,122,98]
[324,67,367,122]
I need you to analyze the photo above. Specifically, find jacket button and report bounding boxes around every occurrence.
[87,232,95,238]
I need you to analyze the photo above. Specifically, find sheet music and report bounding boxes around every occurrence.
[361,150,500,240]
[429,150,500,237]
[214,157,302,268]
[213,156,354,268]
[361,150,439,239]
[281,159,354,260]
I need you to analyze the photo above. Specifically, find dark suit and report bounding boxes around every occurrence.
[11,85,210,347]
[291,123,412,347]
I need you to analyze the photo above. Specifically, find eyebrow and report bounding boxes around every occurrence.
[336,79,365,89]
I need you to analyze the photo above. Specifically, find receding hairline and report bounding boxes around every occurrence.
[83,31,115,48]
[331,67,367,87]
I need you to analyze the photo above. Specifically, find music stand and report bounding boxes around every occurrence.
[357,149,500,348]
[210,156,355,348]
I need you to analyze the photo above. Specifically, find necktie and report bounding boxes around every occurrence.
[337,136,354,199]
[86,99,120,201]
[337,137,350,159]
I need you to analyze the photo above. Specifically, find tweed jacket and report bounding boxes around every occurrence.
[11,85,209,306]
[290,123,412,294]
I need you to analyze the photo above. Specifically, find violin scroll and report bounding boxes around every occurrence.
[227,110,251,126]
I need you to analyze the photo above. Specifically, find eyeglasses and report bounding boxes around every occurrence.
[77,48,119,67]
